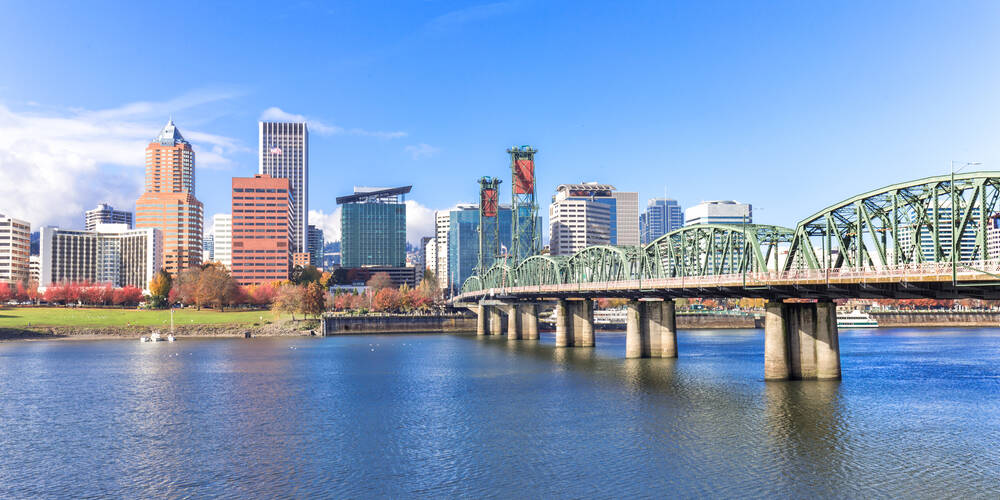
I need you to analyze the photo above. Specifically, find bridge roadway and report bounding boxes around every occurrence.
[453,172,1000,380]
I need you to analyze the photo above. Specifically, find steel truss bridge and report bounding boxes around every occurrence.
[456,172,1000,301]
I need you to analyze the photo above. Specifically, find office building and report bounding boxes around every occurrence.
[203,234,215,262]
[612,191,640,245]
[417,235,434,283]
[684,200,752,226]
[337,186,409,268]
[446,204,513,293]
[0,214,30,284]
[39,224,162,292]
[900,203,979,263]
[308,225,324,268]
[212,214,232,270]
[640,198,684,244]
[230,175,293,286]
[29,255,40,284]
[548,183,639,255]
[434,210,452,291]
[85,203,133,231]
[259,121,308,254]
[135,119,204,276]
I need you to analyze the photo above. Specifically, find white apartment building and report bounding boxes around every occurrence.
[424,236,437,277]
[684,200,752,226]
[549,199,612,256]
[0,213,31,284]
[85,203,133,231]
[435,210,451,290]
[39,224,162,292]
[29,255,40,284]
[212,213,233,270]
[259,121,308,254]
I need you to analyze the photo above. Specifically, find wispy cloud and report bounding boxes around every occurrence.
[0,91,245,229]
[425,1,519,32]
[260,107,407,139]
[404,143,441,160]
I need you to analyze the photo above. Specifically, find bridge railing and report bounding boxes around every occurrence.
[457,260,1000,300]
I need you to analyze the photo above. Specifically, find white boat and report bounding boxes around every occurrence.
[167,334,176,342]
[837,310,878,328]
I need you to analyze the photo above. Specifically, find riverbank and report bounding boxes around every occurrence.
[0,319,319,341]
[322,314,476,335]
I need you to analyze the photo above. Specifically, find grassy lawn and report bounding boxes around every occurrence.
[0,307,283,328]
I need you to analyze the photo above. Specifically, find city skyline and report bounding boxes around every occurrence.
[2,1,998,247]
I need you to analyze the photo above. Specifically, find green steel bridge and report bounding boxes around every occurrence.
[455,172,1000,380]
[456,172,1000,302]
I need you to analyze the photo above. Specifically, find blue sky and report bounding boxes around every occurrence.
[1,1,998,244]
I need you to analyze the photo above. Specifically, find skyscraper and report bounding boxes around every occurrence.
[212,213,232,270]
[548,183,638,255]
[434,210,452,291]
[259,121,308,254]
[135,119,204,276]
[337,186,409,268]
[308,224,324,267]
[640,198,683,244]
[230,174,293,285]
[447,205,513,293]
[85,203,133,231]
[684,200,752,226]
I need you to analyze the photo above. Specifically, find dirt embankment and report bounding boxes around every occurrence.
[0,320,320,341]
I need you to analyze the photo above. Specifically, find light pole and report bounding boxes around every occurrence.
[951,161,982,286]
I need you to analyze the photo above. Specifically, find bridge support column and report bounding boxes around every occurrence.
[476,305,488,336]
[815,300,841,380]
[521,303,539,340]
[765,300,841,381]
[661,299,678,358]
[489,306,507,336]
[765,301,790,380]
[506,304,521,341]
[626,300,646,358]
[555,299,571,347]
[571,299,594,347]
[644,300,662,356]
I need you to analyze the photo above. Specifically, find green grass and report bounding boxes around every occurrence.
[0,307,283,328]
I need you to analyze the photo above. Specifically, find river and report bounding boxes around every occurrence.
[0,328,998,498]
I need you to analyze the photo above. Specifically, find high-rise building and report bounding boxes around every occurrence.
[424,236,437,280]
[900,203,979,263]
[135,119,204,276]
[29,255,40,284]
[39,224,162,292]
[0,213,30,284]
[416,235,434,283]
[446,204,514,293]
[230,175,293,286]
[259,121,308,254]
[337,186,409,268]
[434,210,452,291]
[641,198,684,244]
[308,225,324,267]
[203,233,215,262]
[212,214,232,270]
[612,191,640,246]
[684,200,752,226]
[548,183,639,255]
[85,203,133,231]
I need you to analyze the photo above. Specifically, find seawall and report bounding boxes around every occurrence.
[322,315,477,335]
[0,322,317,341]
[870,311,1000,327]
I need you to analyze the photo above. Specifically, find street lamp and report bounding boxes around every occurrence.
[951,161,982,286]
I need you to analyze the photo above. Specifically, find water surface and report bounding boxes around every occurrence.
[0,328,998,498]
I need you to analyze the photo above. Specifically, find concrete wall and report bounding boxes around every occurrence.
[323,315,476,335]
[870,311,1000,327]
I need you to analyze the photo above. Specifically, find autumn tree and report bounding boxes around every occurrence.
[273,284,305,320]
[149,269,172,307]
[291,265,323,285]
[0,282,12,303]
[195,264,240,310]
[366,272,394,291]
[372,287,402,312]
[301,282,327,318]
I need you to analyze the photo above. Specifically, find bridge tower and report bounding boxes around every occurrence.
[508,145,539,263]
[477,176,502,275]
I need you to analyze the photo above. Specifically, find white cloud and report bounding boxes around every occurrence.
[260,107,407,139]
[404,143,441,160]
[310,200,445,247]
[0,92,244,229]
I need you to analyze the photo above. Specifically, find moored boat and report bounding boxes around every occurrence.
[837,309,879,328]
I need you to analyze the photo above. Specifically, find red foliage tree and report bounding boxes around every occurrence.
[112,286,143,306]
[0,282,12,303]
[372,288,402,312]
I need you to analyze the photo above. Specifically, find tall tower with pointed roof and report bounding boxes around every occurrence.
[135,119,204,275]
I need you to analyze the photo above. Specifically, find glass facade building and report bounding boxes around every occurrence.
[446,206,514,294]
[340,202,406,268]
[640,198,684,244]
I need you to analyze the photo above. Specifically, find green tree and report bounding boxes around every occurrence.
[291,265,323,285]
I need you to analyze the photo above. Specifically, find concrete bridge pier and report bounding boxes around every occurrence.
[488,306,507,336]
[661,299,678,358]
[627,299,676,358]
[476,305,489,336]
[765,300,841,381]
[506,304,522,341]
[555,299,571,347]
[521,303,540,340]
[572,299,595,347]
